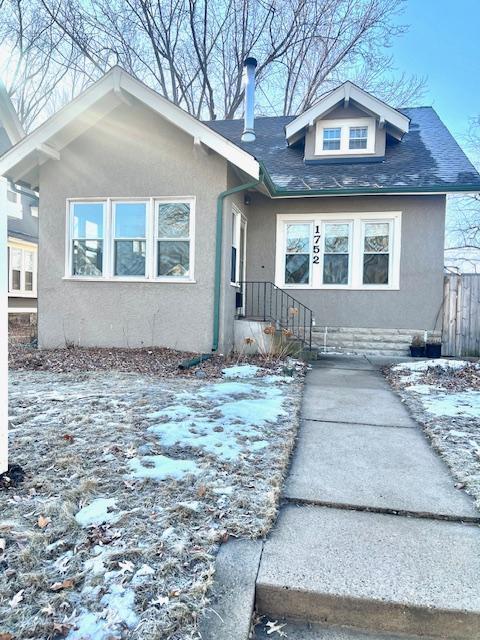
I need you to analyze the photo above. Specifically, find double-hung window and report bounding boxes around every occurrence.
[113,202,147,277]
[71,202,104,276]
[322,222,351,285]
[362,221,391,285]
[8,245,37,295]
[284,223,311,285]
[66,198,195,281]
[349,126,368,150]
[157,202,192,278]
[322,127,341,151]
[276,212,400,289]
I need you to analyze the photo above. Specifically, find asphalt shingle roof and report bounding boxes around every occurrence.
[206,108,480,194]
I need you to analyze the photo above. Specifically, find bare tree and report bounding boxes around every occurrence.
[2,0,426,128]
[447,117,480,256]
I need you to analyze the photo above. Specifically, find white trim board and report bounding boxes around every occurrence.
[0,66,260,186]
[275,211,402,290]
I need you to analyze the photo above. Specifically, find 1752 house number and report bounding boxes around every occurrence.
[313,225,321,263]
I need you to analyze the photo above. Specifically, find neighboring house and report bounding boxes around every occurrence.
[0,81,38,320]
[0,64,479,355]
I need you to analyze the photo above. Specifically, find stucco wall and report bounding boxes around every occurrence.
[38,102,228,352]
[245,194,446,331]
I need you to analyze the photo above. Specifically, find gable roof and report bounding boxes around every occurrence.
[285,81,410,145]
[0,67,259,187]
[207,108,480,195]
[0,79,25,152]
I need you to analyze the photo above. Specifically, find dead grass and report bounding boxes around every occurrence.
[2,364,304,639]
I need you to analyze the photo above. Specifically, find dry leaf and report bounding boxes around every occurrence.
[62,434,74,443]
[8,590,24,609]
[118,560,134,574]
[41,603,55,616]
[37,515,51,529]
[0,538,6,554]
[266,620,287,636]
[0,633,14,640]
[50,579,74,591]
[197,484,207,497]
[52,622,71,636]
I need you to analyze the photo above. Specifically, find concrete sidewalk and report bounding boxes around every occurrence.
[255,355,480,639]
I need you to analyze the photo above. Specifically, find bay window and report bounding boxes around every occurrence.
[66,198,195,281]
[276,212,400,290]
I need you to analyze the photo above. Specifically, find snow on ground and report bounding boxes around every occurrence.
[1,363,304,639]
[387,359,480,508]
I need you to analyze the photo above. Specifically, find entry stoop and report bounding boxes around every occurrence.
[255,505,480,640]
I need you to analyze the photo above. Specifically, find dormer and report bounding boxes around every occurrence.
[285,81,410,164]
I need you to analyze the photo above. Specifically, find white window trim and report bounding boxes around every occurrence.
[315,117,376,156]
[8,242,38,297]
[230,204,247,287]
[275,211,401,290]
[64,197,196,283]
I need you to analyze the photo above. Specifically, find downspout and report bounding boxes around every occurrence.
[212,170,263,352]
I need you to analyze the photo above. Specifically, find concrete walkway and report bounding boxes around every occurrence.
[255,355,480,639]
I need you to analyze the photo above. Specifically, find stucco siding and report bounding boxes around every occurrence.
[38,102,228,352]
[245,194,446,331]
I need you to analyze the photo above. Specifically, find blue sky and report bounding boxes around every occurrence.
[392,0,479,161]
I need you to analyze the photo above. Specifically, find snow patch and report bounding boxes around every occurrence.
[222,364,262,378]
[129,454,199,480]
[75,498,119,528]
[422,391,480,419]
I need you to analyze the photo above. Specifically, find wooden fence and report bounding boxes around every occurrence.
[443,273,480,357]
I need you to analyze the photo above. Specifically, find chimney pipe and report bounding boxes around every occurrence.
[241,57,257,142]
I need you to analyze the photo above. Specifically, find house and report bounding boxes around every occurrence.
[0,63,479,355]
[0,81,38,338]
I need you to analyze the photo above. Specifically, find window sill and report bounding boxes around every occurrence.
[278,283,399,291]
[8,291,37,298]
[62,276,196,284]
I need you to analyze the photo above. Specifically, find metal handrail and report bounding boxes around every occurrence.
[237,281,313,350]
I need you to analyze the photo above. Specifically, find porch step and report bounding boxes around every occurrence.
[256,506,480,639]
[254,620,438,640]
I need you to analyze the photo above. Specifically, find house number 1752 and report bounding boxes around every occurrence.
[313,225,321,263]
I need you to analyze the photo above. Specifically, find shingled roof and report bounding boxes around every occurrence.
[207,107,480,195]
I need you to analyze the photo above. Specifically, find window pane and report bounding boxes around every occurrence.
[323,254,349,285]
[73,203,103,239]
[349,127,368,150]
[349,138,367,150]
[323,127,341,151]
[231,246,237,283]
[24,251,34,271]
[115,240,146,276]
[364,223,389,252]
[72,240,103,276]
[10,248,22,270]
[158,240,190,276]
[114,202,146,238]
[285,254,309,284]
[286,224,310,253]
[25,271,33,291]
[12,270,21,290]
[363,254,389,284]
[158,203,190,238]
[324,223,349,253]
[350,127,368,139]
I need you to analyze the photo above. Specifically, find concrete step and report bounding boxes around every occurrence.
[313,327,434,337]
[315,347,410,357]
[314,335,414,346]
[254,619,439,640]
[256,506,480,639]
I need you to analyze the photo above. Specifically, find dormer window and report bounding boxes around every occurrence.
[314,117,375,156]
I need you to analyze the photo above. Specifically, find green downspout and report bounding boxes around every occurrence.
[212,170,263,352]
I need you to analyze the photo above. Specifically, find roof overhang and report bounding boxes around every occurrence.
[0,67,260,188]
[0,79,25,145]
[285,81,410,145]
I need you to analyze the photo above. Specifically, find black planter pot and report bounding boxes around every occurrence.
[426,343,442,358]
[410,345,426,357]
